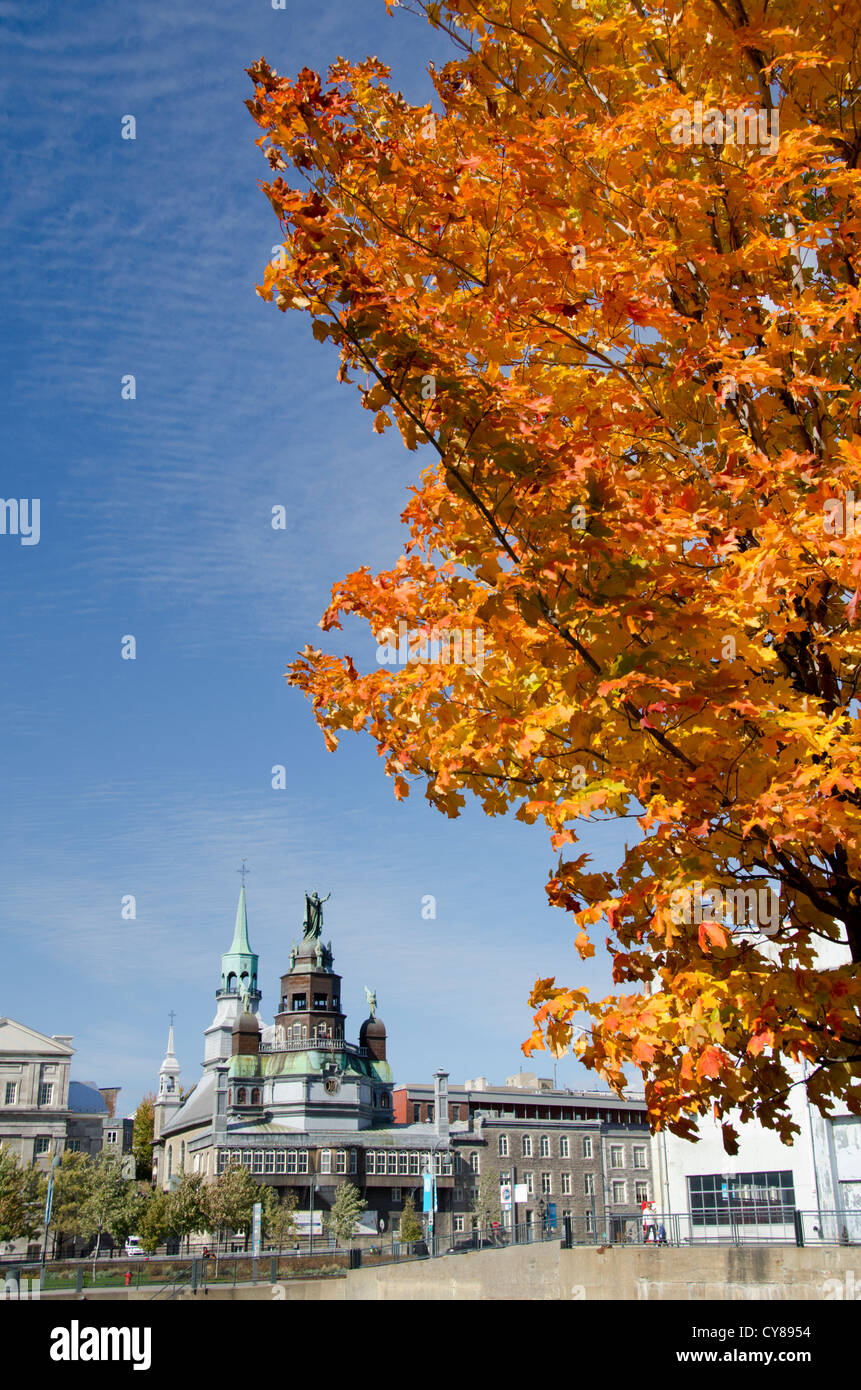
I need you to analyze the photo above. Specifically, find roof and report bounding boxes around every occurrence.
[0,1018,75,1058]
[68,1081,108,1114]
[159,1073,214,1136]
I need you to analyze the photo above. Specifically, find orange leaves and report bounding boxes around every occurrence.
[250,0,861,1141]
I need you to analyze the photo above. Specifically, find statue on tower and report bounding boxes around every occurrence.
[364,986,377,1019]
[302,890,331,941]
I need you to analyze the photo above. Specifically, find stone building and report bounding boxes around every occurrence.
[151,886,462,1238]
[394,1075,654,1241]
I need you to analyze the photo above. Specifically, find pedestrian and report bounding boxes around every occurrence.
[643,1201,658,1243]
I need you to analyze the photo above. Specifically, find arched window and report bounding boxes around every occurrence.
[180,1141,186,1168]
[226,972,237,992]
[237,1088,246,1105]
[251,1089,261,1105]
[540,1135,550,1158]
[167,1146,172,1179]
[498,1134,509,1157]
[286,1025,292,1040]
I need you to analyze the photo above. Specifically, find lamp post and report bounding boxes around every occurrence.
[40,1149,62,1284]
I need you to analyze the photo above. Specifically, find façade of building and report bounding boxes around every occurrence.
[151,886,459,1237]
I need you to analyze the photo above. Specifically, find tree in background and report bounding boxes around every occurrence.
[168,1171,211,1254]
[138,1186,173,1255]
[262,1186,299,1254]
[398,1192,424,1244]
[0,1147,45,1245]
[131,1093,155,1180]
[324,1182,366,1246]
[247,0,861,1148]
[207,1162,262,1251]
[51,1151,93,1256]
[78,1153,127,1275]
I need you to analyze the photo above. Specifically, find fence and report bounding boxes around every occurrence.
[561,1209,861,1249]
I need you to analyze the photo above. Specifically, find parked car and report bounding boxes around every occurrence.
[124,1236,145,1258]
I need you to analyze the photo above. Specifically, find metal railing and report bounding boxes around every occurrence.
[560,1209,861,1248]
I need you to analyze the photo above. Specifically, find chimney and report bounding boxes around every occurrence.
[98,1087,120,1118]
[434,1068,450,1140]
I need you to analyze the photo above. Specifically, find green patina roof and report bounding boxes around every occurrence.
[221,886,258,983]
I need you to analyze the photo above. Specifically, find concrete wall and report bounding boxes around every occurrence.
[40,1241,861,1301]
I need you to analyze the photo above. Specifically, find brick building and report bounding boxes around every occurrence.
[394,1074,654,1241]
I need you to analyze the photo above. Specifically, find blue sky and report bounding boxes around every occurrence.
[0,0,632,1114]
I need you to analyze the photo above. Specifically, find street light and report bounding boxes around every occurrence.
[40,1147,62,1281]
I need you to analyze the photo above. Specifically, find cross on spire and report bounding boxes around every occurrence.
[168,1010,176,1027]
[237,859,250,887]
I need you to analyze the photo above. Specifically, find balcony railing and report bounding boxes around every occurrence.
[259,1039,367,1057]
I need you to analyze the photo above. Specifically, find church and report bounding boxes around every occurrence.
[151,884,455,1237]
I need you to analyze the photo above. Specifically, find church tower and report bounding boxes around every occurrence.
[274,891,345,1050]
[153,1021,182,1142]
[203,884,261,1069]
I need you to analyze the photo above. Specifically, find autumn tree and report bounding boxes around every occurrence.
[138,1186,173,1254]
[132,1093,155,1180]
[169,1171,211,1254]
[247,0,861,1147]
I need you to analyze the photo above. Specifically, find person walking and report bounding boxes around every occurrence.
[643,1201,658,1243]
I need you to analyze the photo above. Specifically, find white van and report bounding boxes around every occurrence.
[124,1235,144,1257]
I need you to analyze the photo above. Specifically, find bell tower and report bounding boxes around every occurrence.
[274,891,345,1050]
[203,879,261,1069]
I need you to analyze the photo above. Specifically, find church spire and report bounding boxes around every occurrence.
[219,880,260,1002]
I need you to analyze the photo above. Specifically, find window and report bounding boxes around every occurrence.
[38,1083,53,1106]
[413,1103,421,1123]
[381,1093,389,1107]
[350,1150,357,1174]
[561,1173,572,1195]
[584,1173,595,1196]
[470,1152,480,1173]
[687,1171,796,1227]
[34,1137,51,1155]
[387,1152,398,1175]
[541,1172,552,1195]
[611,1181,626,1204]
[583,1136,592,1159]
[337,1150,348,1174]
[525,1172,534,1196]
[105,1130,118,1145]
[297,1151,309,1174]
[409,1152,419,1175]
[498,1134,509,1157]
[585,1210,594,1233]
[313,993,328,1010]
[275,1152,286,1174]
[455,1187,463,1202]
[633,1146,647,1169]
[454,1215,465,1233]
[392,1186,402,1202]
[397,1151,408,1175]
[320,1150,332,1174]
[237,1088,246,1105]
[251,1089,261,1106]
[253,1150,264,1173]
[291,994,306,1011]
[522,1136,533,1157]
[264,1151,275,1174]
[540,1136,550,1158]
[67,1139,81,1153]
[287,1151,298,1174]
[218,1150,229,1173]
[635,1181,649,1203]
[167,1147,173,1179]
[241,1150,252,1167]
[610,1145,624,1169]
[559,1136,569,1159]
[4,1083,16,1105]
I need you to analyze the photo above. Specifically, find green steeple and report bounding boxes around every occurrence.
[219,885,260,1001]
